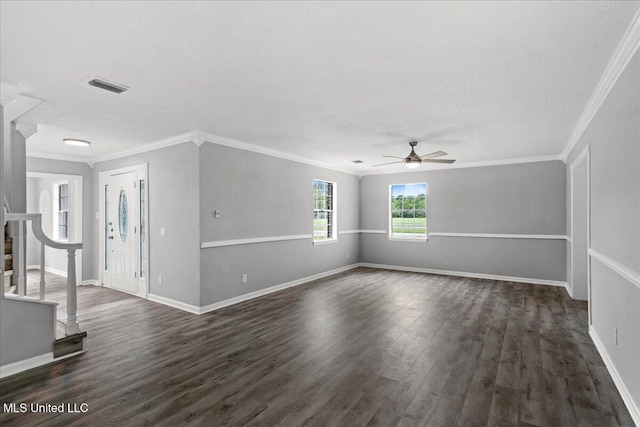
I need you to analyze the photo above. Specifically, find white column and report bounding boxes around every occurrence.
[66,249,80,335]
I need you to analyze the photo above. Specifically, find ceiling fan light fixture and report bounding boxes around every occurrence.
[63,138,91,147]
[405,160,421,169]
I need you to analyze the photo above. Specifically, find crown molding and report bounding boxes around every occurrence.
[15,122,38,140]
[26,150,94,167]
[90,131,197,164]
[561,9,640,162]
[359,154,564,176]
[0,82,20,106]
[195,130,359,176]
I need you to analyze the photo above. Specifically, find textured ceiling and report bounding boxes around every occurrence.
[1,1,639,173]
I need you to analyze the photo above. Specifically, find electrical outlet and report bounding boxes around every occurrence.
[346,252,350,259]
[214,210,221,218]
[158,275,163,285]
[614,327,618,345]
[242,274,248,283]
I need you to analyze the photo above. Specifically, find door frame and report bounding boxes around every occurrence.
[26,172,83,283]
[99,164,149,298]
[570,145,590,324]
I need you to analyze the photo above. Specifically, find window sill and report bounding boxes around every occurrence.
[313,239,338,246]
[388,237,428,243]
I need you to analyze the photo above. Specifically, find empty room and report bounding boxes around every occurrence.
[1,1,639,426]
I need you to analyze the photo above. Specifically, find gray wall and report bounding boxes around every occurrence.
[198,143,360,306]
[567,50,640,408]
[0,297,55,366]
[93,143,201,306]
[26,158,94,282]
[359,161,566,281]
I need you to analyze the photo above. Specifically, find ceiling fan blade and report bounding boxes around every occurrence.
[420,150,447,159]
[423,158,456,164]
[383,155,404,159]
[372,161,404,167]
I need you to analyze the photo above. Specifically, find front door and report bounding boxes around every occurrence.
[103,172,137,293]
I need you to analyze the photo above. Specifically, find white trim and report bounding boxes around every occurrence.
[312,239,338,246]
[361,154,565,176]
[91,131,196,164]
[147,293,201,315]
[26,264,40,270]
[201,234,312,249]
[147,264,360,315]
[313,178,337,242]
[359,262,567,287]
[589,326,640,426]
[569,146,590,315]
[428,232,568,240]
[198,264,359,315]
[388,238,427,243]
[589,249,640,290]
[81,279,99,286]
[561,9,640,161]
[198,131,358,176]
[564,282,572,298]
[3,293,58,306]
[45,266,67,278]
[338,229,387,235]
[0,352,54,379]
[99,164,149,298]
[26,151,94,167]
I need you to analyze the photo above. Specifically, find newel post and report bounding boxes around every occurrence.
[66,248,81,335]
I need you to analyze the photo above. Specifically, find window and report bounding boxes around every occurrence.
[139,179,146,279]
[104,184,109,272]
[313,179,336,242]
[390,183,427,240]
[55,182,69,240]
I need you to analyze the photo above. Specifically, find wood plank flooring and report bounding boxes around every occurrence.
[0,268,634,426]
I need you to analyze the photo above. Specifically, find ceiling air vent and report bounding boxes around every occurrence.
[88,78,128,94]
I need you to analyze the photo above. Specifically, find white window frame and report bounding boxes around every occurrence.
[313,179,337,244]
[53,180,70,242]
[389,182,428,242]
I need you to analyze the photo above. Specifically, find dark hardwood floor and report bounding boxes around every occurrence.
[0,268,633,426]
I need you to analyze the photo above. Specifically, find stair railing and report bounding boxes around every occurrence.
[5,213,83,335]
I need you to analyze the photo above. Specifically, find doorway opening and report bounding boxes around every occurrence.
[570,146,590,321]
[26,172,83,283]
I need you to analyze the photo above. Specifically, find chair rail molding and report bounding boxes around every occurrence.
[589,248,640,290]
[428,232,568,240]
[201,234,312,249]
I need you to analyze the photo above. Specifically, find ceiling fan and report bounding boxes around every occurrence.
[373,141,456,168]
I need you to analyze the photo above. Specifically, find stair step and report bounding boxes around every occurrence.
[54,331,87,358]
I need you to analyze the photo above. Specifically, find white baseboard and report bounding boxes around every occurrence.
[589,326,640,426]
[564,281,573,297]
[0,352,54,379]
[80,279,100,286]
[147,293,201,315]
[146,264,360,316]
[44,267,67,278]
[358,262,567,287]
[27,264,40,270]
[198,264,360,315]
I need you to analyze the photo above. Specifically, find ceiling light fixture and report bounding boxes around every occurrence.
[63,139,91,147]
[88,78,128,94]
